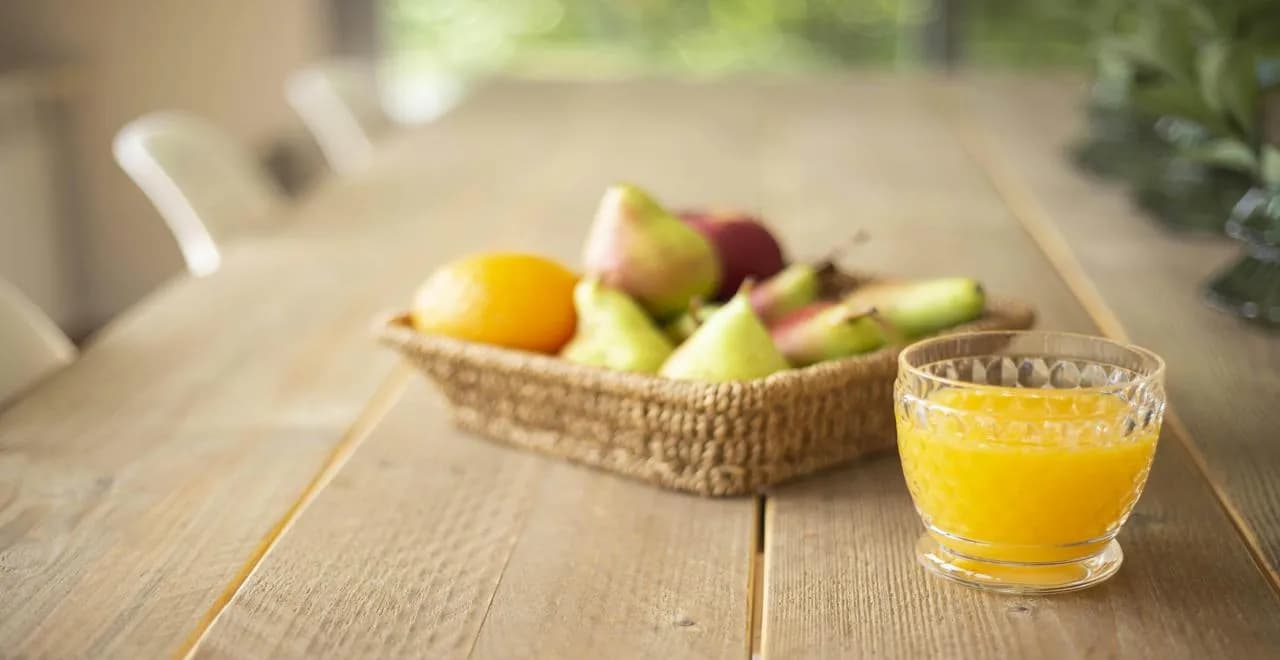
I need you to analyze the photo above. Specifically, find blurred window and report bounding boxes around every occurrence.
[380,0,1093,77]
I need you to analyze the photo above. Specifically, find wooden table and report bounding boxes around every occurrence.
[2,76,1278,659]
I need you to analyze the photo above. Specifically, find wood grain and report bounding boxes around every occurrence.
[3,77,1277,659]
[190,380,550,659]
[192,78,781,660]
[0,236,405,658]
[0,81,619,658]
[758,77,1280,659]
[951,76,1280,584]
[764,446,1280,660]
[466,464,755,660]
[192,382,756,660]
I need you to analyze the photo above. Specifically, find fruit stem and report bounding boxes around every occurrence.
[864,308,907,344]
[837,304,878,325]
[814,230,870,271]
[688,297,706,324]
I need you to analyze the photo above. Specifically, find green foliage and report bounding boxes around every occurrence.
[1264,146,1280,189]
[1183,137,1259,173]
[1105,2,1198,82]
[1131,80,1224,133]
[382,0,1095,76]
[1197,39,1259,139]
[1094,0,1280,185]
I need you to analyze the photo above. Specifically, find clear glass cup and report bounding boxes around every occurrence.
[895,331,1166,594]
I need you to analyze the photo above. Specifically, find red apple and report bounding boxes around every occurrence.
[680,210,786,300]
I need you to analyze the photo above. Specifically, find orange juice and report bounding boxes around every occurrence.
[898,387,1158,564]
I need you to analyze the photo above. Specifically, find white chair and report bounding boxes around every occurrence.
[285,60,394,174]
[0,278,75,408]
[113,112,286,277]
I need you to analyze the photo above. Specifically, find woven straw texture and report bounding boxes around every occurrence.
[377,272,1035,496]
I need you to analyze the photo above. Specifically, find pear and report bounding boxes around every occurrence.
[750,261,828,323]
[660,285,791,382]
[662,300,721,344]
[561,279,674,373]
[582,184,721,320]
[769,302,887,367]
[750,231,868,322]
[844,277,985,339]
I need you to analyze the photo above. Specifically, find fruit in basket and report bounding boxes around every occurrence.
[844,277,985,339]
[680,210,785,300]
[662,300,720,344]
[769,302,887,367]
[660,283,790,382]
[561,279,673,373]
[411,252,578,353]
[750,262,826,323]
[582,184,720,320]
[749,233,867,322]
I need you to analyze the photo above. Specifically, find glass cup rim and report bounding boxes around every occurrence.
[898,329,1166,395]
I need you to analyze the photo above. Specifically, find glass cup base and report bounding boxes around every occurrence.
[915,534,1123,595]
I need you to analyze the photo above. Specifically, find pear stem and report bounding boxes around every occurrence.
[864,307,907,345]
[836,304,878,325]
[687,297,706,324]
[814,230,870,271]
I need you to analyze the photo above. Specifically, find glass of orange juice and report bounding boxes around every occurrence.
[895,330,1166,594]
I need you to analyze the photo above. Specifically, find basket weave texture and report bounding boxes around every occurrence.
[377,272,1035,496]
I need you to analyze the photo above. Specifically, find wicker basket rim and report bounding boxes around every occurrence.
[374,295,1035,398]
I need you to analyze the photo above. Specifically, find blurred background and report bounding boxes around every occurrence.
[1,0,1274,340]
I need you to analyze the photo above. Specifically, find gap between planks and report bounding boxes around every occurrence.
[932,82,1280,595]
[174,364,415,659]
[757,495,775,660]
[461,460,539,660]
[748,494,765,660]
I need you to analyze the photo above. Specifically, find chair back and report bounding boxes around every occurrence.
[114,112,284,276]
[286,61,392,173]
[0,278,75,408]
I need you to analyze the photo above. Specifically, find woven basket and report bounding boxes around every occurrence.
[377,271,1034,496]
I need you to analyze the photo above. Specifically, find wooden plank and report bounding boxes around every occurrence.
[0,81,609,658]
[951,76,1280,583]
[191,78,985,660]
[465,473,755,659]
[188,379,550,659]
[8,76,1275,658]
[765,445,1280,659]
[192,382,757,660]
[760,77,1280,659]
[192,79,776,660]
[0,236,407,659]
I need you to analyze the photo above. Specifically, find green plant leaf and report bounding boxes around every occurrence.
[1262,145,1280,189]
[1145,3,1198,80]
[1154,115,1210,148]
[1197,41,1230,117]
[1187,2,1230,38]
[1198,39,1260,140]
[1107,4,1197,82]
[1132,81,1229,134]
[1181,137,1259,174]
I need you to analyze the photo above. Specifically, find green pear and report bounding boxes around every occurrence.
[770,301,887,366]
[662,300,721,344]
[582,184,721,320]
[749,262,827,323]
[749,231,867,322]
[844,277,985,339]
[660,285,791,382]
[561,279,674,373]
